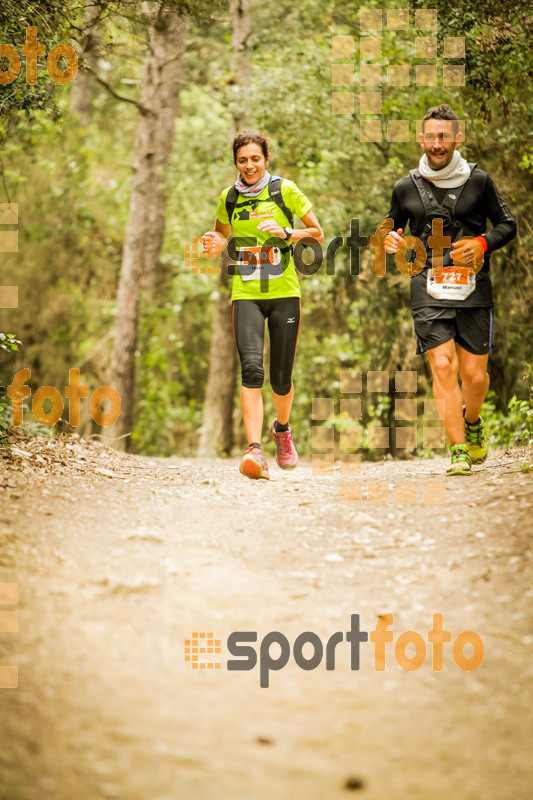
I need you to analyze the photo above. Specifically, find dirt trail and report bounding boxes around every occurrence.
[0,436,532,800]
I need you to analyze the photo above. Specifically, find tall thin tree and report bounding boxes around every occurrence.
[70,0,103,125]
[103,1,187,445]
[197,0,252,456]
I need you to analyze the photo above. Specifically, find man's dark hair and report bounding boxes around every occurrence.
[422,105,460,135]
[232,129,270,164]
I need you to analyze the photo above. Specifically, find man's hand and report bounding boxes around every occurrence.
[450,239,474,265]
[450,237,484,273]
[383,227,406,254]
[257,219,288,239]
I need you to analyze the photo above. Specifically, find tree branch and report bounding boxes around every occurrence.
[0,89,17,116]
[86,67,152,114]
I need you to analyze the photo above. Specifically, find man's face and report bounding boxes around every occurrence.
[419,119,459,170]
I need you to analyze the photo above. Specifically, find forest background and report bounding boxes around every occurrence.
[0,0,531,460]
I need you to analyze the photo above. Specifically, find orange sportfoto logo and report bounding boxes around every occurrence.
[186,614,485,688]
[0,27,78,86]
[5,368,121,427]
[184,632,222,670]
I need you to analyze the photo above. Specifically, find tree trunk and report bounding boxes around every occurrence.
[70,0,102,125]
[229,0,252,129]
[103,3,186,447]
[198,255,236,455]
[197,0,251,457]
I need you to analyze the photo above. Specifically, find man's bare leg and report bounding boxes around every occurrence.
[426,340,465,445]
[457,346,490,423]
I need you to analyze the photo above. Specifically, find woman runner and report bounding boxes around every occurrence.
[203,130,323,480]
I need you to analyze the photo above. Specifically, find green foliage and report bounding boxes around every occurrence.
[0,332,68,444]
[0,333,21,444]
[0,111,126,395]
[519,153,533,173]
[0,399,58,443]
[0,0,74,139]
[0,332,21,355]
[0,402,10,445]
[483,363,533,448]
[132,293,211,455]
[1,0,532,457]
[483,393,533,449]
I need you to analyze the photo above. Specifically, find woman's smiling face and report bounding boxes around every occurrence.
[235,143,268,185]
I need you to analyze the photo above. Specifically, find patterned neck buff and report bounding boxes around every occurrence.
[234,170,271,197]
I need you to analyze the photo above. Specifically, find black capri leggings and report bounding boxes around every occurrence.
[232,297,301,396]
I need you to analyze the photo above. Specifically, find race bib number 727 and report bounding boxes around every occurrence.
[426,266,476,301]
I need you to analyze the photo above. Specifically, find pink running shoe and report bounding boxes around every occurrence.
[270,419,298,470]
[239,447,270,480]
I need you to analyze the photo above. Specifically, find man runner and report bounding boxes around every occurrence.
[383,105,517,475]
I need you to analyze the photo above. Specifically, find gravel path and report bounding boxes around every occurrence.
[0,436,531,799]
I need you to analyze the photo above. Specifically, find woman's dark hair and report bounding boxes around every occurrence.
[232,129,270,164]
[422,104,460,135]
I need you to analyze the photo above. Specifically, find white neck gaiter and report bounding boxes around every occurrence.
[418,150,471,188]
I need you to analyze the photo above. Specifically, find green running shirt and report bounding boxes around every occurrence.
[215,179,312,301]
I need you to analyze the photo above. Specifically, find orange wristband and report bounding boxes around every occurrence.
[475,235,488,253]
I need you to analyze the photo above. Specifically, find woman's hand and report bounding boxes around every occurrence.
[257,219,288,239]
[201,230,223,255]
[257,210,324,245]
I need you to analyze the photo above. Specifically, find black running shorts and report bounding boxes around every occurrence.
[413,306,494,355]
[232,297,300,396]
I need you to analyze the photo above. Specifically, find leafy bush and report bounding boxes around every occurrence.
[0,334,22,444]
[0,334,57,443]
[483,364,533,448]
